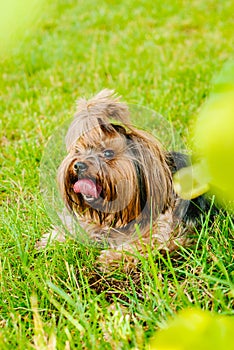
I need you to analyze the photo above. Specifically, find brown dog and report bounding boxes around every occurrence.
[38,90,215,265]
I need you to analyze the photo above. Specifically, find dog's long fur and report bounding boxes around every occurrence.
[38,90,215,264]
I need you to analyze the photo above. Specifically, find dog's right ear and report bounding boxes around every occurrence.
[111,123,128,135]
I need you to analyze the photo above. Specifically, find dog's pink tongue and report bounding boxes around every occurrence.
[73,179,101,198]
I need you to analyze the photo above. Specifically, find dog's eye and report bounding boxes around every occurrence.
[103,149,115,159]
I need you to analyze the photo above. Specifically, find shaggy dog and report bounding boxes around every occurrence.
[37,90,215,266]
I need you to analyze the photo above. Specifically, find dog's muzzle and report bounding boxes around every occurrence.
[73,161,88,172]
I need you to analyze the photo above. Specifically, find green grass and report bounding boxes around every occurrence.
[1,0,234,348]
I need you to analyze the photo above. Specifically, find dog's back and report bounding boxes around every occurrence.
[167,151,218,226]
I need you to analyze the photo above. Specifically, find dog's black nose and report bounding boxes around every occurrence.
[74,161,88,172]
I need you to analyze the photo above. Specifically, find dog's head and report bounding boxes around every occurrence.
[58,90,173,229]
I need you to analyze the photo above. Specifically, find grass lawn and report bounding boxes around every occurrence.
[1,0,234,348]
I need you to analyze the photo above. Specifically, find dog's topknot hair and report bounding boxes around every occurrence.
[65,89,130,151]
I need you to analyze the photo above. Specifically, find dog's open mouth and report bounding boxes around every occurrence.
[73,179,102,202]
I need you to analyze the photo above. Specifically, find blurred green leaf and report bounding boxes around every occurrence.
[149,308,234,350]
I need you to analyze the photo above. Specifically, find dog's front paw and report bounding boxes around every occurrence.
[97,248,139,273]
[98,249,123,264]
[35,229,66,250]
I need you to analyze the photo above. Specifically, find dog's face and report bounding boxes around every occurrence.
[58,90,173,230]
